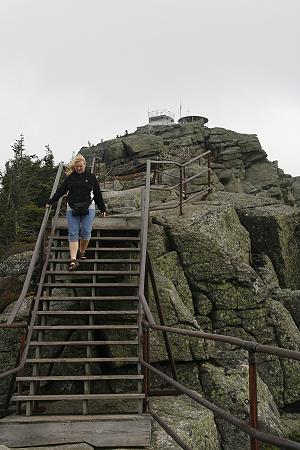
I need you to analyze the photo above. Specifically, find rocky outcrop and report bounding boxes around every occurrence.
[81,120,297,206]
[0,313,24,405]
[150,396,221,450]
[0,252,33,278]
[200,363,283,449]
[150,198,300,409]
[1,117,300,448]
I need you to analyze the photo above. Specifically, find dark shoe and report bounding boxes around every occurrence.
[68,259,79,271]
[78,251,87,260]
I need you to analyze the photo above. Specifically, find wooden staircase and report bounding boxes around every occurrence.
[0,216,151,448]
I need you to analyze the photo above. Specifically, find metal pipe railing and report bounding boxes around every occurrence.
[148,152,212,215]
[182,150,211,167]
[142,359,300,450]
[142,322,300,359]
[142,321,300,450]
[136,150,299,449]
[148,400,192,450]
[146,253,178,381]
[139,163,155,326]
[0,196,63,381]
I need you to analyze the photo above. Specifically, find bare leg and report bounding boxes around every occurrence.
[69,241,79,260]
[79,239,90,255]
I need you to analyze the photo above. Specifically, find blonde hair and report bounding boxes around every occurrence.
[65,154,86,175]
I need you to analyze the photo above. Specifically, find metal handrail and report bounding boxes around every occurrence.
[142,321,300,450]
[149,152,211,213]
[139,162,155,325]
[142,322,300,360]
[0,161,65,386]
[144,362,300,450]
[138,152,212,323]
[6,163,65,325]
[182,150,210,167]
[96,149,299,449]
[0,197,63,382]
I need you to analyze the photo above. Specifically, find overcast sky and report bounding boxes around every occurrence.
[0,0,299,175]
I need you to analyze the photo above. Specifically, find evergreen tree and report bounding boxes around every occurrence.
[0,136,57,256]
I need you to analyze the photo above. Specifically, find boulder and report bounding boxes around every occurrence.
[272,289,300,330]
[0,314,24,404]
[150,395,221,450]
[147,223,170,260]
[291,176,300,207]
[252,253,280,292]
[103,186,178,214]
[238,203,300,289]
[0,251,33,277]
[200,363,283,450]
[245,161,281,197]
[153,200,300,409]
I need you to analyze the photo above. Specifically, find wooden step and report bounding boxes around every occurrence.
[55,216,142,229]
[51,236,141,241]
[48,259,140,263]
[12,393,145,401]
[40,296,139,301]
[50,247,140,252]
[36,310,138,315]
[33,325,138,330]
[45,271,140,275]
[0,414,151,448]
[0,414,150,448]
[17,375,143,381]
[26,357,139,363]
[29,340,138,346]
[42,282,139,287]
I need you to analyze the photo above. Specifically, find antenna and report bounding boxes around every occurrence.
[179,97,182,119]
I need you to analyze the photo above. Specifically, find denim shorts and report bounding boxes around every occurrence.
[66,209,96,242]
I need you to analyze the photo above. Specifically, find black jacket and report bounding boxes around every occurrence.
[48,171,106,212]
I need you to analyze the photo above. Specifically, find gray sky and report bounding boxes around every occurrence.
[0,0,299,175]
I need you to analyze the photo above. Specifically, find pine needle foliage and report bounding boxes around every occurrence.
[0,135,57,257]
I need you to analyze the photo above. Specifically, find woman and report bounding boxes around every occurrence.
[46,154,107,271]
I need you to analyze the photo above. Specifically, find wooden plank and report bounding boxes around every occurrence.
[42,282,139,287]
[51,236,141,240]
[48,259,140,263]
[55,216,142,229]
[17,375,143,381]
[40,296,139,301]
[33,325,138,330]
[29,340,139,346]
[36,310,139,315]
[45,270,140,275]
[12,393,145,401]
[50,247,140,251]
[0,415,151,447]
[51,236,141,241]
[26,357,139,363]
[0,414,149,423]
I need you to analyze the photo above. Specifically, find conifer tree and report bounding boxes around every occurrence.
[0,136,57,256]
